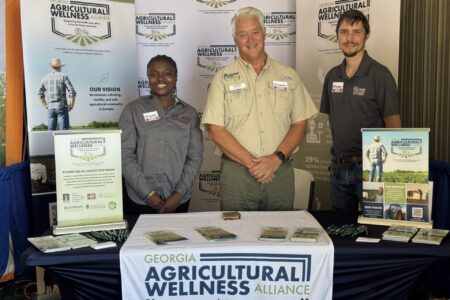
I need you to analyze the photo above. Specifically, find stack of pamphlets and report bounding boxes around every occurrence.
[195,226,237,241]
[290,227,324,243]
[28,236,72,253]
[222,211,241,220]
[144,230,188,245]
[258,227,288,241]
[411,228,449,245]
[28,233,99,253]
[55,233,98,249]
[382,225,419,242]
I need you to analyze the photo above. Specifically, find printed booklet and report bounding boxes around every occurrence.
[28,233,99,252]
[411,228,449,245]
[382,225,419,242]
[290,227,323,243]
[28,236,71,253]
[195,226,237,241]
[144,230,189,245]
[258,227,288,241]
[55,233,98,249]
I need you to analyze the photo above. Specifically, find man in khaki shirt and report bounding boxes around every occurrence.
[202,7,317,211]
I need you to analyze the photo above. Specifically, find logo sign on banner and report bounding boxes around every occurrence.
[198,170,221,196]
[264,12,296,43]
[317,0,370,43]
[49,1,111,46]
[196,0,237,9]
[359,128,432,228]
[137,76,149,96]
[136,13,176,42]
[197,45,237,76]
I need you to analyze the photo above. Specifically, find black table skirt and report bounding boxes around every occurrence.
[21,211,450,300]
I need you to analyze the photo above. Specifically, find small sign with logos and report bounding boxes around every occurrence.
[53,130,126,235]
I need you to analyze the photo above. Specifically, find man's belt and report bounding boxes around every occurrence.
[333,155,362,166]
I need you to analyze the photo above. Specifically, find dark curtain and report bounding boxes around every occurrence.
[426,159,450,298]
[0,161,32,279]
[399,0,450,162]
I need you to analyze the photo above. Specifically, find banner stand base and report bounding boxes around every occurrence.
[53,220,128,235]
[358,216,432,229]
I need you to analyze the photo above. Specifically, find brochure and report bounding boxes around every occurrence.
[28,236,71,253]
[382,225,419,242]
[222,211,241,220]
[55,233,97,249]
[290,227,323,243]
[411,228,449,245]
[195,226,237,241]
[258,227,288,241]
[144,230,189,245]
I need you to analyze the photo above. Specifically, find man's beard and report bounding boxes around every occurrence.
[343,50,358,57]
[343,47,362,57]
[342,43,365,57]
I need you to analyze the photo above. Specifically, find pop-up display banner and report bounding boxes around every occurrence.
[359,128,432,228]
[53,130,126,235]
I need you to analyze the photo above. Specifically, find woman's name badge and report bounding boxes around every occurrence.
[143,111,160,122]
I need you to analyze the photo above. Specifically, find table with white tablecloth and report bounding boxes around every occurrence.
[119,210,334,300]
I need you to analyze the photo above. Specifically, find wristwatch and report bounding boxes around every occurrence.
[143,191,156,204]
[274,151,286,162]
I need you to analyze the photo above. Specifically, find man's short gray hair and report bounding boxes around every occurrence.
[231,7,265,38]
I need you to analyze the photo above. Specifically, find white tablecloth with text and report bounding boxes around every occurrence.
[120,210,334,300]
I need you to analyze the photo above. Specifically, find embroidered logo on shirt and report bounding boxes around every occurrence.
[332,82,344,93]
[353,86,366,96]
[143,111,160,122]
[174,114,190,123]
[224,72,240,81]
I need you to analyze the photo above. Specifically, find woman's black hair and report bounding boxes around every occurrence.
[147,55,178,75]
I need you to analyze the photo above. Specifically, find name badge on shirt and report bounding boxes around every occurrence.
[143,111,160,122]
[229,82,247,92]
[273,80,288,91]
[332,82,344,93]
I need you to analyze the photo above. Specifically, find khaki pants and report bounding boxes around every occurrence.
[220,158,294,211]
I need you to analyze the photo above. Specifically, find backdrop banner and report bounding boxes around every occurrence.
[135,0,296,212]
[20,0,138,197]
[295,0,401,209]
